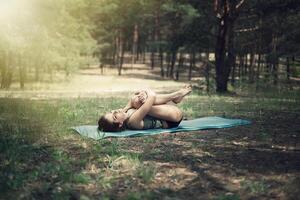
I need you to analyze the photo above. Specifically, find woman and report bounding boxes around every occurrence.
[98,85,192,132]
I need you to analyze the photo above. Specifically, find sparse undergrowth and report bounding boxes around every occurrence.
[0,88,299,200]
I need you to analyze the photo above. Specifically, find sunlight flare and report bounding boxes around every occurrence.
[0,0,36,47]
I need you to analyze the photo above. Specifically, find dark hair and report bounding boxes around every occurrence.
[98,115,125,132]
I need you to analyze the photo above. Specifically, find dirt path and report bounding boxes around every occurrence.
[0,63,188,99]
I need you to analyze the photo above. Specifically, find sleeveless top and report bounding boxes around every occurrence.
[125,108,163,130]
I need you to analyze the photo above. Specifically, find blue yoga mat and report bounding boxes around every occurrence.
[72,116,251,140]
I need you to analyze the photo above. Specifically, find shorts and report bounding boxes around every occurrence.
[165,116,183,128]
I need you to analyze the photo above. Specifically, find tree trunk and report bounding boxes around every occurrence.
[256,14,263,87]
[286,57,290,80]
[271,34,278,85]
[257,53,261,81]
[0,51,6,88]
[176,52,184,81]
[238,55,242,80]
[166,52,171,77]
[227,18,236,86]
[113,36,118,65]
[215,0,242,92]
[249,52,255,83]
[136,40,140,62]
[273,60,278,85]
[188,50,195,81]
[156,10,164,77]
[205,51,210,93]
[118,33,124,76]
[215,15,229,92]
[159,50,164,77]
[170,51,177,79]
[142,48,146,64]
[265,59,271,81]
[19,54,25,89]
[231,56,236,85]
[261,54,265,79]
[118,44,125,76]
[244,54,248,77]
[99,63,104,75]
[151,51,155,69]
[150,16,157,70]
[214,0,244,92]
[131,24,138,67]
[1,51,13,89]
[244,54,247,78]
[137,30,142,63]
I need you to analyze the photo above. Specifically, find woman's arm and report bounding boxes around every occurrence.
[122,91,144,111]
[124,90,148,110]
[127,89,156,129]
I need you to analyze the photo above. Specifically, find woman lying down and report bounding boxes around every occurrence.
[98,85,192,132]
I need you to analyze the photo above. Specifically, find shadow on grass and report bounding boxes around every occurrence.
[0,98,87,199]
[139,129,300,199]
[0,132,96,199]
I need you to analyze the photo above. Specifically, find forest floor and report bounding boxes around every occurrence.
[0,63,187,99]
[0,63,300,200]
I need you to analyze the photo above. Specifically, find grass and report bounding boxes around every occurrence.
[0,86,299,199]
[215,194,240,200]
[241,180,267,194]
[136,163,156,183]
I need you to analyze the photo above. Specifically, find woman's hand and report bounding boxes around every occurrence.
[130,89,156,109]
[137,90,147,104]
[131,90,147,109]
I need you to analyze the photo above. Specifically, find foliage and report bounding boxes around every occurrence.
[0,0,299,91]
[0,0,97,88]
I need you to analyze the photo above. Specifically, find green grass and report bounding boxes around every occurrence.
[136,163,156,183]
[215,193,240,200]
[0,89,299,199]
[241,180,267,194]
[126,191,157,200]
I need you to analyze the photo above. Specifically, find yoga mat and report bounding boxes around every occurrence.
[72,116,251,140]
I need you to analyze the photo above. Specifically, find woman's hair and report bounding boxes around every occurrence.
[98,115,125,132]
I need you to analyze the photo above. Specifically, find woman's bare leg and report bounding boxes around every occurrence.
[128,85,191,110]
[154,92,180,105]
[147,104,183,122]
[154,85,192,105]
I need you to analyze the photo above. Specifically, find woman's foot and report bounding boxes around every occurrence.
[173,84,192,104]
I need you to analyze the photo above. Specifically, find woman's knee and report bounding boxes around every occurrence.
[175,109,183,122]
[148,104,182,122]
[169,107,182,122]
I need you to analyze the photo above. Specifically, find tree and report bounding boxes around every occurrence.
[213,0,245,93]
[0,0,97,88]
